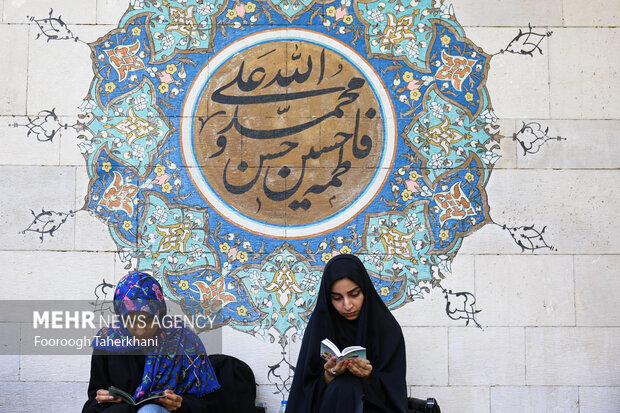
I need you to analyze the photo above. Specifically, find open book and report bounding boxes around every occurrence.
[108,386,166,406]
[320,338,366,361]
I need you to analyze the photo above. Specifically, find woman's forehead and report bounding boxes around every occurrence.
[330,277,360,293]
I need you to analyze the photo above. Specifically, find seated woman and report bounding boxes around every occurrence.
[82,271,220,413]
[287,254,408,413]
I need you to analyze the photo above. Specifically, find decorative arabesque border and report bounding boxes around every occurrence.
[77,1,496,342]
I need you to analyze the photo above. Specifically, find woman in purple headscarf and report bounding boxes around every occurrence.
[82,271,220,413]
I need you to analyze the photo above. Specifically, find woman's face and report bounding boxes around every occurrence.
[330,277,364,321]
[123,310,160,340]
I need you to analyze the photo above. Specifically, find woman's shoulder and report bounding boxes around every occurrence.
[374,309,405,340]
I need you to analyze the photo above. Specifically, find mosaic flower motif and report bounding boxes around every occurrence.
[421,116,471,155]
[155,222,193,254]
[264,262,304,315]
[406,40,420,59]
[379,226,416,261]
[99,171,139,216]
[435,50,478,92]
[193,278,237,315]
[433,182,477,226]
[381,13,416,49]
[166,6,200,37]
[79,99,96,114]
[367,8,384,23]
[113,107,157,146]
[197,3,215,15]
[104,40,145,82]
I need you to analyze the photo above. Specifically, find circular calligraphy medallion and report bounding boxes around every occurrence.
[181,29,396,238]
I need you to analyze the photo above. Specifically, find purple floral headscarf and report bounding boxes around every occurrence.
[92,271,220,400]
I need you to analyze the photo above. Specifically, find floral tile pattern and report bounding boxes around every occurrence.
[79,0,499,341]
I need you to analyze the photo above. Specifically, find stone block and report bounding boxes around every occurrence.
[197,327,223,355]
[579,386,620,413]
[490,386,578,413]
[0,381,86,412]
[0,355,19,380]
[74,210,119,252]
[4,0,97,24]
[0,250,115,300]
[20,354,91,381]
[563,0,620,27]
[449,327,525,385]
[26,25,101,117]
[0,165,76,251]
[97,0,129,25]
[0,321,20,349]
[464,28,550,120]
[74,164,92,211]
[0,23,28,115]
[450,0,563,27]
[409,385,489,413]
[0,323,20,379]
[402,327,449,385]
[393,254,476,327]
[515,120,620,169]
[0,116,62,165]
[549,28,620,119]
[526,327,620,385]
[222,327,289,386]
[575,255,620,326]
[457,222,517,255]
[475,254,575,326]
[471,169,620,255]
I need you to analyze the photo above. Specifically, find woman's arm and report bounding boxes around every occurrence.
[82,353,123,413]
[163,390,219,413]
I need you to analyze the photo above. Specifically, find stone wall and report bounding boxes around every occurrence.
[1,1,618,412]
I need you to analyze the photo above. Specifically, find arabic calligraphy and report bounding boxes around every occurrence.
[192,39,383,227]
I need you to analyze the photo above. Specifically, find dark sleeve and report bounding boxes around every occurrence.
[82,353,134,413]
[286,318,327,413]
[363,325,408,413]
[173,390,220,413]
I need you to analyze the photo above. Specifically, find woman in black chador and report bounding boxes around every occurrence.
[287,254,408,413]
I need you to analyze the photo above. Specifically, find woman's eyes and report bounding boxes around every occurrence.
[331,292,360,301]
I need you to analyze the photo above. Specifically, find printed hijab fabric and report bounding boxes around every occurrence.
[287,254,408,413]
[114,271,166,323]
[92,271,220,400]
